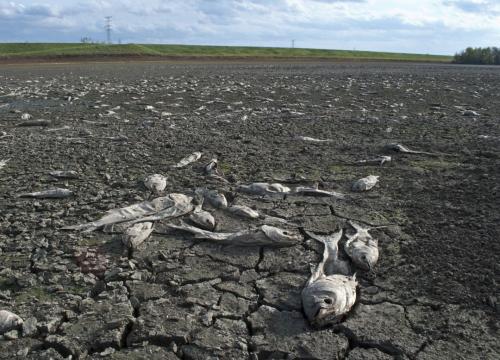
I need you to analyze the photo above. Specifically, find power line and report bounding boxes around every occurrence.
[105,16,112,44]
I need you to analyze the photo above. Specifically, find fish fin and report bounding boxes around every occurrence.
[305,230,342,247]
[348,220,366,232]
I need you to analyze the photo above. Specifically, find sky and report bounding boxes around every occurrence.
[1,0,499,55]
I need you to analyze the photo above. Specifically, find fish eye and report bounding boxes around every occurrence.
[283,231,289,235]
[324,298,333,304]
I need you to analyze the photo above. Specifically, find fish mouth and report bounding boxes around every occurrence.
[312,308,342,326]
[314,307,339,321]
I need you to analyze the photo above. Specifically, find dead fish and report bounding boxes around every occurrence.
[144,174,167,193]
[302,229,357,326]
[19,188,73,198]
[0,159,8,170]
[49,170,79,179]
[63,193,193,232]
[305,230,352,276]
[204,158,219,175]
[295,136,333,143]
[189,203,216,230]
[293,186,345,199]
[17,119,51,127]
[344,221,379,271]
[351,175,379,192]
[122,222,154,249]
[384,143,437,156]
[0,310,23,335]
[167,222,301,247]
[356,156,392,166]
[463,110,479,116]
[173,152,202,168]
[198,189,228,208]
[228,205,260,219]
[237,182,291,196]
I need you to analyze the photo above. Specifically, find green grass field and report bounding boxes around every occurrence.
[0,43,452,62]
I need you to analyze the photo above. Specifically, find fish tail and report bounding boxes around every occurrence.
[305,229,343,248]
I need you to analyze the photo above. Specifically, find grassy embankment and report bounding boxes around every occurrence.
[0,43,453,62]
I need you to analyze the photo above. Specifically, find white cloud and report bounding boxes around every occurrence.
[0,0,498,54]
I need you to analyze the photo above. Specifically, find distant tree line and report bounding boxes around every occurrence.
[453,47,500,65]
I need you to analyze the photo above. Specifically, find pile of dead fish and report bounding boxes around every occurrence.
[0,143,434,334]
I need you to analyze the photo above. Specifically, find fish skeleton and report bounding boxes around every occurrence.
[20,188,73,198]
[122,222,154,249]
[302,229,357,326]
[0,310,23,335]
[351,175,379,192]
[167,222,301,247]
[63,193,193,232]
[144,174,167,193]
[237,182,291,196]
[344,221,379,271]
[173,152,202,168]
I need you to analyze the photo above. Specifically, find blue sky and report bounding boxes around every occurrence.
[1,0,499,55]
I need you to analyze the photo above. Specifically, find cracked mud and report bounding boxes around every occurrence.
[0,61,499,359]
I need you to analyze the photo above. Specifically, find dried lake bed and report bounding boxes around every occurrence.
[0,61,499,359]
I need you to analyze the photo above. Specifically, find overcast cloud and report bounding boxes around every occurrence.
[0,0,499,55]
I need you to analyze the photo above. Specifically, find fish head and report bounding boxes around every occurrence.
[354,248,379,271]
[189,211,216,230]
[302,277,356,327]
[261,225,301,245]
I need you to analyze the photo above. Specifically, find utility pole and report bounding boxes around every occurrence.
[292,39,295,49]
[105,16,112,44]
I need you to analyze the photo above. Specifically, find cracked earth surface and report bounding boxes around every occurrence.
[0,61,498,359]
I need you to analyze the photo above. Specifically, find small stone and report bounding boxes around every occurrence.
[100,347,116,356]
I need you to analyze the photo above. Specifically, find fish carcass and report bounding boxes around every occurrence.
[0,310,23,335]
[63,193,193,232]
[19,188,73,198]
[237,182,291,196]
[173,152,202,168]
[189,202,216,230]
[351,175,379,192]
[167,222,301,247]
[302,229,357,326]
[344,221,379,271]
